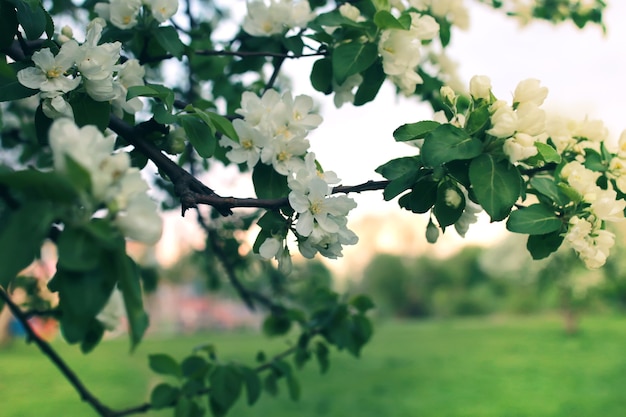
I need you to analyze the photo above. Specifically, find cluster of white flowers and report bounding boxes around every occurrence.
[378,13,440,95]
[49,118,163,245]
[94,0,179,29]
[473,76,549,163]
[242,0,315,37]
[559,160,626,268]
[219,89,358,270]
[17,19,145,119]
[405,0,470,30]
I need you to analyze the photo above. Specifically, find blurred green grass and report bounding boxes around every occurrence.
[3,315,626,417]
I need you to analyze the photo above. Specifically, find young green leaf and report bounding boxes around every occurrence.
[252,163,289,199]
[332,42,378,84]
[153,26,186,59]
[469,154,522,221]
[180,115,216,158]
[506,204,563,235]
[150,383,180,409]
[149,354,182,378]
[421,124,482,167]
[527,231,565,260]
[393,120,441,142]
[0,203,56,289]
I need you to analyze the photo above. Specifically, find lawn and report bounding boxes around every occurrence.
[3,315,626,417]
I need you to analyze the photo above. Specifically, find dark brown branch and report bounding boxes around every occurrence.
[194,49,326,59]
[192,180,390,211]
[0,288,115,417]
[107,114,232,216]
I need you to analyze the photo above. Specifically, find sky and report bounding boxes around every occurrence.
[157,1,626,266]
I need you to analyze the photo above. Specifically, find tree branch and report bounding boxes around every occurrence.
[0,287,115,417]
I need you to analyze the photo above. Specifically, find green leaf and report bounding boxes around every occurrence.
[50,266,116,346]
[0,2,18,50]
[151,383,180,409]
[127,84,175,111]
[374,10,409,29]
[506,204,563,235]
[383,171,418,200]
[527,231,564,260]
[180,115,216,158]
[421,124,483,167]
[438,17,451,47]
[0,169,78,202]
[433,180,465,228]
[0,62,38,102]
[332,42,378,84]
[310,58,333,94]
[469,154,522,221]
[153,26,185,59]
[535,142,561,163]
[205,111,239,143]
[70,94,111,132]
[210,365,243,411]
[57,226,103,271]
[252,163,289,199]
[465,104,490,135]
[583,148,606,172]
[349,294,375,313]
[0,203,56,289]
[286,373,301,401]
[262,314,292,337]
[530,176,568,206]
[181,355,209,379]
[14,0,47,40]
[393,120,441,142]
[314,342,330,374]
[240,366,262,406]
[264,372,279,396]
[398,178,437,213]
[115,254,149,350]
[149,354,182,378]
[354,59,385,106]
[375,156,421,180]
[282,35,304,54]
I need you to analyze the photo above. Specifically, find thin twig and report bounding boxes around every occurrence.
[0,288,115,417]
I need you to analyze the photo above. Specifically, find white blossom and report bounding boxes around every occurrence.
[503,132,538,163]
[565,216,614,269]
[242,0,315,37]
[469,75,491,101]
[17,41,81,94]
[96,288,125,330]
[587,189,626,222]
[145,0,179,23]
[513,78,548,106]
[487,100,517,138]
[95,0,142,30]
[219,119,269,169]
[114,193,163,244]
[333,73,363,108]
[339,3,365,22]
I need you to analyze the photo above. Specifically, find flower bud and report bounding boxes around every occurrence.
[444,188,462,208]
[440,85,456,107]
[469,75,491,101]
[426,220,440,243]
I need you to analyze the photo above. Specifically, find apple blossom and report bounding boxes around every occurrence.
[17,41,81,94]
[469,75,492,101]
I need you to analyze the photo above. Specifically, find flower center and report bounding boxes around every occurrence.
[46,68,62,78]
[242,139,254,150]
[277,151,290,161]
